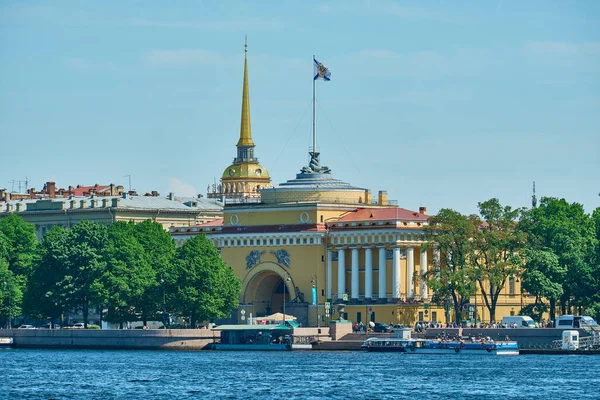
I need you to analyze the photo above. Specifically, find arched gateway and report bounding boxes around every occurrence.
[241,262,296,317]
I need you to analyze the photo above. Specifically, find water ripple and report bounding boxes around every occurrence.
[1,349,600,399]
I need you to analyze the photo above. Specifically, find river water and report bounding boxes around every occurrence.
[1,349,599,399]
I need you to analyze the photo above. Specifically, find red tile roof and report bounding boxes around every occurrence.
[71,185,110,196]
[197,218,224,227]
[335,207,429,223]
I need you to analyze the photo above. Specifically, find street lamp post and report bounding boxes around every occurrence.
[161,273,167,329]
[282,277,290,326]
[3,278,11,330]
[311,274,319,328]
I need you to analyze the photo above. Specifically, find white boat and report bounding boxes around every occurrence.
[0,337,14,348]
[363,337,519,356]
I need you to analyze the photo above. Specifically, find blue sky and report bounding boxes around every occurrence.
[1,0,599,215]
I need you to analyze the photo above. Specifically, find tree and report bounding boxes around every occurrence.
[424,209,477,324]
[520,249,564,321]
[519,198,597,321]
[584,207,600,321]
[0,258,22,328]
[0,215,38,320]
[101,221,155,328]
[132,220,174,326]
[471,198,525,323]
[0,214,38,277]
[22,226,69,327]
[173,235,241,328]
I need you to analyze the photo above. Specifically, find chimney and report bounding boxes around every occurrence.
[419,206,427,215]
[5,192,10,202]
[378,190,388,206]
[168,192,174,201]
[68,185,74,195]
[47,181,56,198]
[151,190,158,197]
[111,198,120,207]
[364,189,372,204]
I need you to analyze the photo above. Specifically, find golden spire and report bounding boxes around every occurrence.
[237,35,254,147]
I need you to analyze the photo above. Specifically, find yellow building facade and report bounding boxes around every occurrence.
[172,44,530,327]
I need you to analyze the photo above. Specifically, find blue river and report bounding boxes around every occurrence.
[1,349,599,399]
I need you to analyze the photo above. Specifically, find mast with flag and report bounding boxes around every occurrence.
[307,57,331,174]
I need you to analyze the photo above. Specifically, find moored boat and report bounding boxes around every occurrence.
[363,337,519,356]
[0,337,14,348]
[211,324,293,351]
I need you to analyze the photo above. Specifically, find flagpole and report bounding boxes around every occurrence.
[312,55,316,154]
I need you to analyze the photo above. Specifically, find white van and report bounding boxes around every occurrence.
[555,315,598,329]
[501,316,536,328]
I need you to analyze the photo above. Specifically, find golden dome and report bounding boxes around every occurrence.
[222,162,270,180]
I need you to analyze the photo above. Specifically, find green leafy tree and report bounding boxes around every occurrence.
[26,221,109,327]
[424,209,477,324]
[64,221,108,327]
[102,221,155,328]
[471,198,525,323]
[520,249,564,321]
[584,207,600,320]
[132,220,174,325]
[519,198,597,321]
[1,258,22,328]
[174,235,241,328]
[22,226,69,327]
[0,214,39,277]
[0,214,38,320]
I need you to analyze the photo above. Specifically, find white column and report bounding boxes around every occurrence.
[378,247,386,300]
[327,249,333,300]
[337,248,346,299]
[407,247,415,298]
[420,247,428,300]
[364,247,373,299]
[393,247,401,299]
[351,247,359,300]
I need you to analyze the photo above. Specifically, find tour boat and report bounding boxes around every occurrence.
[211,324,293,351]
[0,337,14,348]
[363,337,519,356]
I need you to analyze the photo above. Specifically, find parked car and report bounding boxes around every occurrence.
[72,323,85,329]
[372,322,392,333]
[18,325,36,329]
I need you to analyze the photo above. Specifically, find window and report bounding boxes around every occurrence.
[432,311,437,322]
[509,277,515,296]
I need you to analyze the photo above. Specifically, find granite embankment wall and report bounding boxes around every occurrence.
[4,329,216,350]
[425,328,594,349]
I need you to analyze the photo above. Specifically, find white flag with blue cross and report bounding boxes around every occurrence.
[313,58,331,81]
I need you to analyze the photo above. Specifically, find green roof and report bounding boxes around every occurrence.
[212,324,290,331]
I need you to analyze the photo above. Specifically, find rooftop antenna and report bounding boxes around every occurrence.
[531,181,537,209]
[123,175,132,192]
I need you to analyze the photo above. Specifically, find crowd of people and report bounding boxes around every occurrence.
[415,319,551,333]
